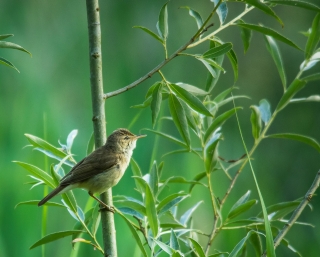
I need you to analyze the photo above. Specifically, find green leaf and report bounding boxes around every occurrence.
[168,94,191,148]
[114,198,146,216]
[199,57,226,73]
[144,179,159,237]
[250,106,262,140]
[15,200,65,209]
[181,6,203,29]
[236,23,302,51]
[0,41,32,56]
[158,2,169,40]
[189,238,206,257]
[24,134,74,166]
[238,20,252,53]
[198,58,217,78]
[266,0,320,12]
[276,79,306,111]
[131,159,145,194]
[180,101,200,135]
[226,47,238,82]
[244,0,283,26]
[30,230,84,249]
[204,107,241,143]
[265,35,287,90]
[267,133,320,152]
[203,42,232,58]
[86,132,95,155]
[133,26,164,44]
[131,96,152,109]
[0,56,19,72]
[211,0,228,25]
[204,130,221,173]
[169,84,212,116]
[154,239,175,255]
[213,87,237,103]
[229,230,265,257]
[142,128,188,148]
[90,204,101,235]
[258,201,301,220]
[227,200,257,220]
[174,82,208,96]
[170,229,180,251]
[305,13,320,59]
[249,230,263,256]
[180,201,203,226]
[301,72,320,81]
[149,161,159,196]
[290,95,320,103]
[117,211,148,257]
[0,34,14,40]
[151,83,163,128]
[14,161,55,188]
[157,193,189,215]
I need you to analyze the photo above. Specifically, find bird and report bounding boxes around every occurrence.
[38,128,146,212]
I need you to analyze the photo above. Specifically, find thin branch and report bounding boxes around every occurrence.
[104,1,224,100]
[262,170,320,257]
[133,216,151,250]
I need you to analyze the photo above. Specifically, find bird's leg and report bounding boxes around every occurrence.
[88,192,115,213]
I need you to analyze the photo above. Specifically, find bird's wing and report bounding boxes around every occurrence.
[60,146,118,186]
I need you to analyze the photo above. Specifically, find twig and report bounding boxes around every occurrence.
[133,216,151,250]
[261,170,320,257]
[104,0,223,99]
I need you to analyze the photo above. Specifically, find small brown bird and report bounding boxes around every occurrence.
[38,128,146,211]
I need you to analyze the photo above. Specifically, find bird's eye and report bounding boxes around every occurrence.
[124,136,129,140]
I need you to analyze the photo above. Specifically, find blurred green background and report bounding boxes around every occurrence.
[1,0,320,256]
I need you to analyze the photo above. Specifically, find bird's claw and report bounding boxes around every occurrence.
[99,205,115,213]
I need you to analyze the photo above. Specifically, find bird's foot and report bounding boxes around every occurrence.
[99,204,115,213]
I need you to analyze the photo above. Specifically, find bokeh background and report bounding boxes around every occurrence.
[1,0,319,256]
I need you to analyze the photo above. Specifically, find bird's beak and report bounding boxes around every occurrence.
[135,134,147,139]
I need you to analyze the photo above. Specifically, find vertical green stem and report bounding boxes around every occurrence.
[85,1,117,256]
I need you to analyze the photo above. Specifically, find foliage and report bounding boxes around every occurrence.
[14,0,320,257]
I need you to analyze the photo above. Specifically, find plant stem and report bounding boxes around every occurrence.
[262,169,320,257]
[85,0,117,256]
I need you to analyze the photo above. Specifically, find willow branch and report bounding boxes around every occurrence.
[262,170,320,257]
[104,1,225,100]
[86,0,117,256]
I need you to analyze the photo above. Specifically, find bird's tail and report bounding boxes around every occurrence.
[38,186,66,206]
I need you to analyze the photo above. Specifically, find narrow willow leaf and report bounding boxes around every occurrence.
[0,34,14,40]
[158,3,169,40]
[180,6,203,29]
[300,50,320,71]
[213,87,237,103]
[90,204,100,235]
[203,42,232,58]
[146,81,162,99]
[211,0,228,25]
[265,35,287,90]
[250,106,262,140]
[267,133,320,152]
[200,57,225,72]
[154,239,175,255]
[151,83,163,128]
[238,20,252,53]
[258,99,271,125]
[301,72,320,81]
[117,207,144,219]
[227,200,258,220]
[169,84,212,116]
[267,0,320,12]
[236,23,302,51]
[244,0,283,26]
[66,130,78,151]
[0,41,32,56]
[208,252,229,257]
[290,95,320,103]
[168,94,191,148]
[170,229,180,251]
[142,128,188,148]
[15,200,65,209]
[86,132,95,155]
[189,238,206,257]
[204,107,241,143]
[180,202,203,226]
[14,161,55,188]
[130,160,145,195]
[229,230,265,257]
[249,230,263,256]
[204,130,221,173]
[259,201,301,220]
[198,58,217,78]
[230,191,251,211]
[157,193,189,214]
[117,211,148,257]
[144,180,159,237]
[115,199,146,216]
[280,239,303,257]
[149,161,159,196]
[180,101,199,135]
[305,13,320,59]
[0,56,19,72]
[131,96,152,109]
[133,26,164,44]
[189,172,207,193]
[226,48,238,82]
[174,82,208,96]
[30,230,84,249]
[276,79,307,111]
